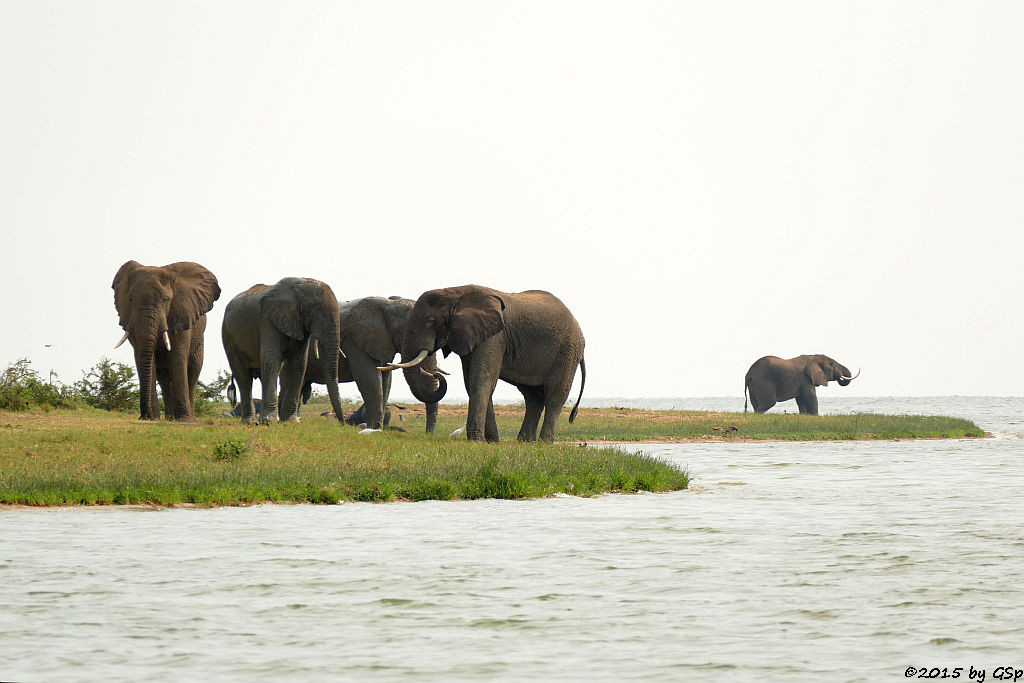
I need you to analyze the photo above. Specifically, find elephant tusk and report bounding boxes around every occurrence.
[839,368,861,381]
[340,347,346,359]
[313,338,319,360]
[379,349,429,371]
[163,331,171,351]
[114,331,129,349]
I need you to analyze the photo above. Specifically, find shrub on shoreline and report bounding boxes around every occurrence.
[0,359,76,411]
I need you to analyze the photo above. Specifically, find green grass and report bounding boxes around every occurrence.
[372,402,987,442]
[548,408,985,442]
[0,408,689,507]
[0,402,985,507]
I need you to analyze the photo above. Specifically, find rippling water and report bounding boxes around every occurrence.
[2,397,1023,681]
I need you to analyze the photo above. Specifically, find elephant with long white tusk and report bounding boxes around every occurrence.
[393,284,586,443]
[300,296,440,433]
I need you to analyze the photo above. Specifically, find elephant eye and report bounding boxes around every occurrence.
[425,315,435,328]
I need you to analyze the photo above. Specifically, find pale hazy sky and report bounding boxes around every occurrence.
[2,1,1022,402]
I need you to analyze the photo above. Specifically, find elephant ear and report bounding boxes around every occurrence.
[261,285,305,340]
[448,289,505,356]
[112,260,142,328]
[341,299,396,364]
[805,362,828,387]
[165,262,221,333]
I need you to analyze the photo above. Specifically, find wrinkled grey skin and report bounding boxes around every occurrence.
[300,296,438,432]
[397,285,586,443]
[221,277,345,425]
[744,354,856,415]
[112,260,221,421]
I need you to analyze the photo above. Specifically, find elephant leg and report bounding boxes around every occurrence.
[424,401,438,434]
[462,347,500,442]
[156,368,172,421]
[350,348,385,429]
[186,336,204,419]
[227,355,257,424]
[796,386,819,415]
[278,342,309,423]
[485,398,499,443]
[516,384,544,442]
[537,361,577,443]
[163,331,194,421]
[381,370,393,428]
[748,382,774,413]
[259,355,283,425]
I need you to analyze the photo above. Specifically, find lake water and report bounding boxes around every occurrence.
[2,397,1023,681]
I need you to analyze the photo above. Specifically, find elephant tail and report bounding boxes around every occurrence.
[227,375,237,407]
[743,378,748,413]
[569,356,586,423]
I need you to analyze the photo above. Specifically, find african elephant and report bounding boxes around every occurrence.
[112,260,221,421]
[744,354,860,415]
[299,296,438,432]
[382,285,586,443]
[221,277,346,424]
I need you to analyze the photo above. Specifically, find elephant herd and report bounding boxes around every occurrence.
[112,261,587,442]
[112,260,860,441]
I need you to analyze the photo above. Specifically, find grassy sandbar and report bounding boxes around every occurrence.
[389,403,986,442]
[0,408,688,507]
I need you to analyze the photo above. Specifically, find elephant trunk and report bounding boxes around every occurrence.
[325,371,345,424]
[314,322,346,424]
[134,337,158,419]
[837,368,860,386]
[424,400,438,434]
[131,307,168,419]
[403,351,448,404]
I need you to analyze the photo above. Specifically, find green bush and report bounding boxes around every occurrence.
[196,370,232,416]
[0,358,76,411]
[73,357,139,412]
[212,436,249,460]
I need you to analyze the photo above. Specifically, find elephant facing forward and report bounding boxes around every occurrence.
[221,277,346,424]
[382,285,586,443]
[112,260,221,421]
[300,296,439,432]
[744,354,859,415]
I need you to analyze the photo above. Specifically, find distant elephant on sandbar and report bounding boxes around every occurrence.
[300,295,439,432]
[744,354,860,415]
[112,260,221,421]
[381,285,586,443]
[221,277,346,424]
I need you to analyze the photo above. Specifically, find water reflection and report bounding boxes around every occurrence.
[2,397,1023,681]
